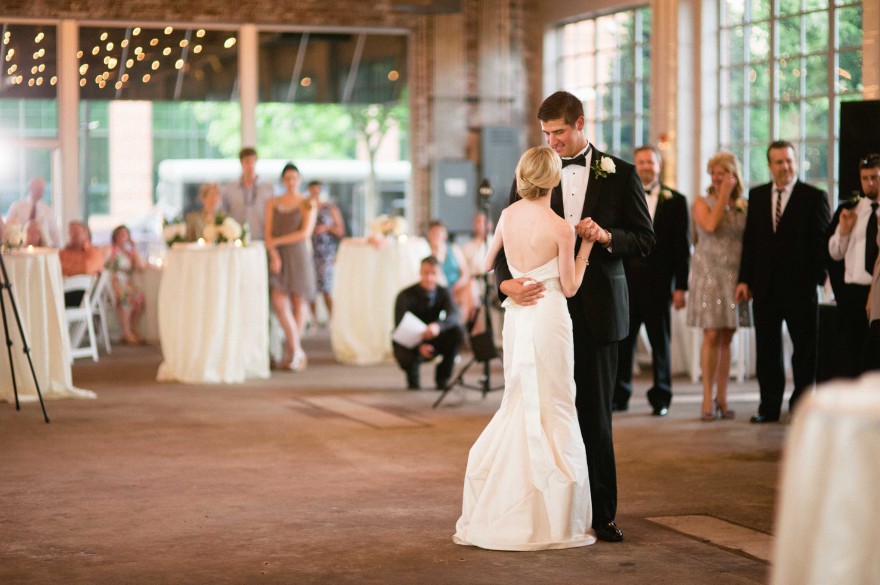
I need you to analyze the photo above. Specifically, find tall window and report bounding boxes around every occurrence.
[719,0,863,200]
[557,7,652,157]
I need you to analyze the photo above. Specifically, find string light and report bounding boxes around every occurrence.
[134,47,142,55]
[196,29,206,38]
[92,46,100,55]
[35,32,44,43]
[38,63,45,72]
[126,58,134,68]
[107,57,118,69]
[142,73,150,82]
[133,27,141,36]
[193,45,202,54]
[224,37,236,48]
[151,60,160,70]
[76,50,84,58]
[100,32,108,41]
[121,39,129,48]
[150,38,158,46]
[106,42,114,51]
[175,59,184,70]
[164,26,173,35]
[79,64,89,75]
[137,53,145,61]
[162,47,171,56]
[79,78,87,87]
[179,39,188,48]
[35,77,43,86]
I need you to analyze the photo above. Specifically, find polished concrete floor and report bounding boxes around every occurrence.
[0,330,787,584]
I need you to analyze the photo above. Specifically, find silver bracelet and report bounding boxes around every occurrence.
[576,256,590,265]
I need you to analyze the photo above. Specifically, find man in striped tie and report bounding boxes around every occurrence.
[734,140,831,423]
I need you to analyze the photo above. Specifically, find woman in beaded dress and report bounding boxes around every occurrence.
[307,180,345,324]
[687,151,751,421]
[265,163,315,371]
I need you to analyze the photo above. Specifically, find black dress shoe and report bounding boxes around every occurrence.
[750,414,779,423]
[611,402,629,412]
[652,405,669,417]
[594,521,624,542]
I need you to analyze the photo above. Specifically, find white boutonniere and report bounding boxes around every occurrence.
[660,187,672,200]
[591,156,616,180]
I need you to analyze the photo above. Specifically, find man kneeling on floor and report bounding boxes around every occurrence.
[393,256,465,390]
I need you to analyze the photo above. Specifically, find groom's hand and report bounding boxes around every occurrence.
[576,218,610,244]
[500,278,545,306]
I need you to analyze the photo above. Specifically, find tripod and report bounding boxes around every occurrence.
[433,271,504,408]
[0,252,50,423]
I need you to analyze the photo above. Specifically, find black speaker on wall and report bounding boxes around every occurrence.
[839,100,880,204]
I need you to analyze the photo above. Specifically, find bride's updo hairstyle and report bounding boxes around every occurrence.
[516,146,562,201]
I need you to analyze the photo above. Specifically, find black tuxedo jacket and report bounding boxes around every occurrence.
[738,180,831,301]
[495,148,655,343]
[623,184,690,305]
[394,283,460,332]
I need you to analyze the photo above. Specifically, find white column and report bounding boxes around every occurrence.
[238,24,258,148]
[57,19,79,228]
[864,0,880,99]
[108,101,154,221]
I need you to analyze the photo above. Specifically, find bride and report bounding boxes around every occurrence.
[453,146,596,551]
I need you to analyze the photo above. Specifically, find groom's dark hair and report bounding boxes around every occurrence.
[538,91,584,127]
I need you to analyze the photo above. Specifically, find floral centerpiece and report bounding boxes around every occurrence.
[163,216,186,246]
[2,223,25,250]
[369,214,408,237]
[203,212,243,244]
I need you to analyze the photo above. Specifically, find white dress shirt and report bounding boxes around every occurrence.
[644,181,660,222]
[5,199,61,247]
[560,145,592,227]
[828,196,880,285]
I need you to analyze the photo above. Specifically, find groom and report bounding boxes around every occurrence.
[494,91,655,542]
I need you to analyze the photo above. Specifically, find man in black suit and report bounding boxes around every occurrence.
[826,154,880,377]
[494,91,655,541]
[735,140,831,422]
[614,145,690,416]
[393,256,464,390]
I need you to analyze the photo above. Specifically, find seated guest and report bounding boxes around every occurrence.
[6,177,61,247]
[185,183,222,242]
[105,225,146,345]
[60,221,104,277]
[392,256,464,390]
[23,220,48,247]
[426,219,472,324]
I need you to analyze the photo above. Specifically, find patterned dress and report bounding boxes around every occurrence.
[687,196,751,329]
[105,246,145,311]
[311,203,340,294]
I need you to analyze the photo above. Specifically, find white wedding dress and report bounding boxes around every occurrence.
[453,258,595,551]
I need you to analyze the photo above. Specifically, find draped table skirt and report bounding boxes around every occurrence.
[331,237,431,365]
[0,248,95,402]
[157,244,270,384]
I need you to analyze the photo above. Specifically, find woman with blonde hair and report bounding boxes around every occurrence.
[454,146,596,551]
[185,183,222,242]
[687,151,751,421]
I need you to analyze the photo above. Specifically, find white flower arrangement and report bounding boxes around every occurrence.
[591,156,616,179]
[369,214,408,237]
[3,223,25,249]
[162,219,186,246]
[203,213,243,244]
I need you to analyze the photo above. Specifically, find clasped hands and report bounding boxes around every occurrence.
[500,217,607,306]
[418,323,441,359]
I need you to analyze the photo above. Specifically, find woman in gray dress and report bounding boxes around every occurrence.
[687,151,750,421]
[265,163,315,371]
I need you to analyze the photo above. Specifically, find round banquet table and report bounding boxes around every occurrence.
[331,236,431,364]
[0,248,96,402]
[771,373,880,585]
[156,243,270,384]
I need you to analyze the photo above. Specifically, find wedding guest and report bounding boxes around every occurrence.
[827,154,880,376]
[60,221,104,277]
[265,163,315,371]
[106,225,146,345]
[6,177,61,247]
[220,147,275,241]
[308,180,345,324]
[614,145,691,416]
[459,212,491,328]
[185,183,222,242]
[23,220,48,247]
[392,256,464,390]
[687,152,750,421]
[426,219,471,319]
[735,140,831,422]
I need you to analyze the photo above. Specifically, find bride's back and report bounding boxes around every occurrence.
[501,199,566,273]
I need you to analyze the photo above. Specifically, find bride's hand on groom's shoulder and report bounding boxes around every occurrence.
[500,278,545,306]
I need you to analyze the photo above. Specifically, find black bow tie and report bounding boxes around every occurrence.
[561,153,587,168]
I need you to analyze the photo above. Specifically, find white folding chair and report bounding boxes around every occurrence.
[64,274,99,362]
[90,271,113,354]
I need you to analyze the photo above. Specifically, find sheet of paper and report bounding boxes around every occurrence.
[392,311,427,349]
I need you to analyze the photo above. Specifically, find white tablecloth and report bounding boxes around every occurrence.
[331,236,431,364]
[772,373,880,585]
[156,244,270,383]
[0,249,95,402]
